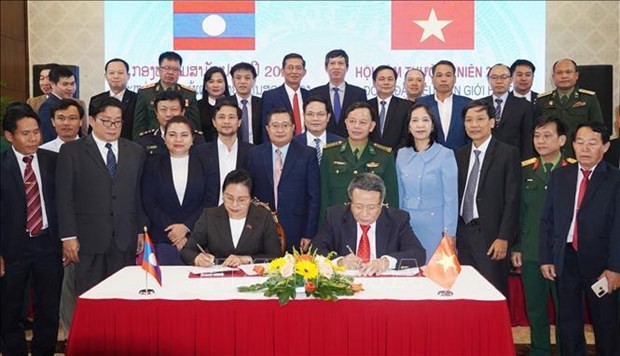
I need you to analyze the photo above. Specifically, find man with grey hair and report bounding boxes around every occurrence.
[314,173,425,275]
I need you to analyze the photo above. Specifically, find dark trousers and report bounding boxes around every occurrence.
[155,243,184,265]
[521,260,560,356]
[0,235,63,356]
[457,221,509,297]
[557,245,620,356]
[75,242,135,295]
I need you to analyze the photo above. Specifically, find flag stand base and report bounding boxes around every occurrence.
[139,289,155,295]
[437,290,453,297]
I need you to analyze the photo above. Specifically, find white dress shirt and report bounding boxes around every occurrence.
[13,147,49,231]
[91,134,118,164]
[110,89,126,102]
[170,155,189,205]
[40,136,79,153]
[566,163,598,243]
[284,84,305,133]
[329,82,346,108]
[460,135,492,219]
[354,222,397,269]
[217,138,239,204]
[229,217,247,248]
[512,90,533,102]
[435,93,453,139]
[305,131,327,154]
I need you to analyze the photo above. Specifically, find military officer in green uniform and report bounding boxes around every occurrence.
[511,115,575,356]
[136,91,204,156]
[319,102,398,224]
[535,58,603,157]
[133,51,200,140]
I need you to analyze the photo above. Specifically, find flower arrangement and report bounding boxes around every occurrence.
[238,248,364,305]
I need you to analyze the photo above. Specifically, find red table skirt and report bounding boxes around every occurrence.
[67,298,514,355]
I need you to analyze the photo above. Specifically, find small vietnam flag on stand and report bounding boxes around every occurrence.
[423,235,461,296]
[139,227,162,295]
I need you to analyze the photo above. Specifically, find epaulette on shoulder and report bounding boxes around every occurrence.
[140,82,157,90]
[178,84,196,92]
[537,91,552,98]
[566,157,577,164]
[372,142,392,153]
[324,141,344,149]
[521,157,537,167]
[578,88,596,96]
[139,128,156,137]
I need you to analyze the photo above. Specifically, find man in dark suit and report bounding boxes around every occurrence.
[248,108,320,251]
[367,65,412,152]
[482,64,533,159]
[1,104,63,355]
[540,122,620,355]
[57,97,147,295]
[604,112,620,168]
[416,60,472,150]
[314,173,425,276]
[456,99,521,297]
[510,59,539,105]
[216,62,263,145]
[308,49,367,138]
[261,53,310,141]
[293,97,344,164]
[89,58,137,141]
[195,101,252,207]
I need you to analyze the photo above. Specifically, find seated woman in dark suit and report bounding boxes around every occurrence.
[142,115,211,265]
[180,169,281,267]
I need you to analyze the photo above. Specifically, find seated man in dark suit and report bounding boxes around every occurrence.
[1,103,63,355]
[194,100,252,207]
[308,49,367,137]
[540,122,620,355]
[293,97,344,164]
[314,173,425,276]
[89,58,137,141]
[136,91,205,156]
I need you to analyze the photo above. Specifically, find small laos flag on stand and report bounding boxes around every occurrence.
[141,228,162,286]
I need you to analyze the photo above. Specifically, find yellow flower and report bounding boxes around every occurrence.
[295,260,318,279]
[269,257,285,272]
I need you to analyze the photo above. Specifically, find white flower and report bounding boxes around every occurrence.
[280,260,295,278]
[316,256,334,279]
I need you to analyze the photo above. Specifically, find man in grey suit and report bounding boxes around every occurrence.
[57,97,146,295]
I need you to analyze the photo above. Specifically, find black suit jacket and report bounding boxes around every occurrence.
[367,96,413,152]
[180,204,281,263]
[56,135,146,254]
[540,162,620,277]
[215,95,263,144]
[313,205,426,266]
[89,90,137,141]
[482,93,533,159]
[604,138,620,168]
[309,82,367,137]
[0,148,60,263]
[456,138,521,246]
[194,139,252,207]
[141,152,211,244]
[260,84,310,141]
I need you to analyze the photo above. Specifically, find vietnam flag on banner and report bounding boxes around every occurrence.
[173,1,255,50]
[423,236,461,289]
[141,230,162,286]
[391,1,474,50]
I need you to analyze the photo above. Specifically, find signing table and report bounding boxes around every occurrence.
[67,266,514,355]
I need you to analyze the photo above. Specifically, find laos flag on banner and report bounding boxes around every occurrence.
[173,1,255,50]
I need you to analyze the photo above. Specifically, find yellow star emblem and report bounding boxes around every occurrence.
[437,252,457,272]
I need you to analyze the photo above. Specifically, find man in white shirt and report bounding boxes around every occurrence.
[293,97,344,164]
[510,59,538,104]
[313,173,425,276]
[40,99,82,153]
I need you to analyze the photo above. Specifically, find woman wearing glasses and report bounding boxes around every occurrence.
[198,67,231,141]
[180,169,281,267]
[396,104,458,263]
[141,116,212,265]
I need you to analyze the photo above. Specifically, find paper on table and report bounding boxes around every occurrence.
[238,264,269,276]
[189,265,238,275]
[339,267,420,277]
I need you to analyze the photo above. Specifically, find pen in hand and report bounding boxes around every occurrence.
[196,244,215,264]
[346,245,355,255]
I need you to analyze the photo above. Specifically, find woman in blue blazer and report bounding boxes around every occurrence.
[142,116,211,264]
[396,104,458,263]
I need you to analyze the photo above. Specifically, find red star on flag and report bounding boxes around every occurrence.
[423,236,461,289]
[391,1,474,50]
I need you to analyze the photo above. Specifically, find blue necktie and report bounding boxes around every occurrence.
[314,138,322,164]
[241,99,249,142]
[105,142,117,177]
[379,100,386,135]
[332,88,342,124]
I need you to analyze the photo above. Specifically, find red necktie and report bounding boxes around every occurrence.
[358,225,371,263]
[572,169,591,250]
[23,156,43,236]
[292,92,302,135]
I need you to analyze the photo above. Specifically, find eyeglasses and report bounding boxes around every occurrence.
[223,195,251,205]
[305,111,327,118]
[268,123,293,130]
[488,75,511,81]
[160,66,181,73]
[350,203,383,213]
[97,118,123,128]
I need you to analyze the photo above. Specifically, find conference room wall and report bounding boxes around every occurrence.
[27,1,619,136]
